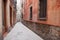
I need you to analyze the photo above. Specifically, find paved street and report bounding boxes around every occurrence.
[4,22,43,40]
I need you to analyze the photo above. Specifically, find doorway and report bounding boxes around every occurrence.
[10,7,13,26]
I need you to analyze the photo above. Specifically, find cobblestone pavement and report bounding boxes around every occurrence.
[4,22,43,40]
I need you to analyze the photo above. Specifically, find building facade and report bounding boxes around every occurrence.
[22,0,60,40]
[0,0,17,37]
[0,0,3,39]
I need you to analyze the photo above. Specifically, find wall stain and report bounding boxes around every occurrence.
[56,0,60,9]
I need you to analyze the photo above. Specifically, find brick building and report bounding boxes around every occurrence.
[0,0,17,37]
[22,0,60,40]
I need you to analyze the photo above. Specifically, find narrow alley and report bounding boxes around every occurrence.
[0,0,60,40]
[4,22,43,40]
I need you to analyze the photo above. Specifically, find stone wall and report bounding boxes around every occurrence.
[21,20,60,40]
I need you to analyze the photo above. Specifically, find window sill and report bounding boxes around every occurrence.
[38,18,47,21]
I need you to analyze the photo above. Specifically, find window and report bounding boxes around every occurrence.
[30,6,32,20]
[39,0,47,21]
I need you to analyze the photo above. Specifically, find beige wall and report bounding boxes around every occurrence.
[6,0,10,28]
[0,0,2,34]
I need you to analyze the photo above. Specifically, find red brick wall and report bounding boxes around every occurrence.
[23,0,60,26]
